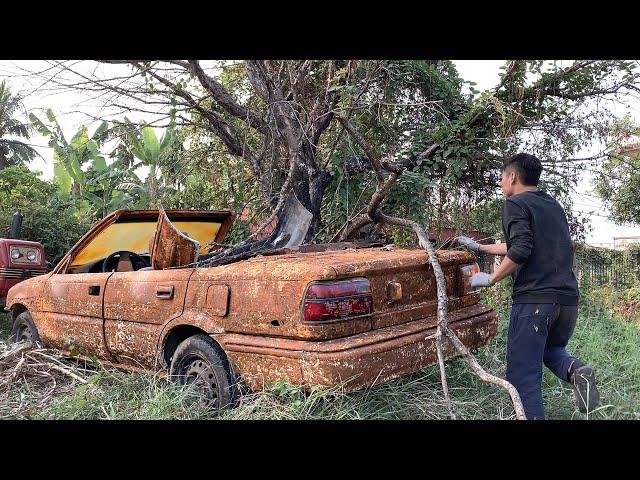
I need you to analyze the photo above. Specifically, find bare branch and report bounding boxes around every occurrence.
[188,60,268,135]
[335,113,384,183]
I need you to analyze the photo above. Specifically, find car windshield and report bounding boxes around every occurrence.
[71,218,223,267]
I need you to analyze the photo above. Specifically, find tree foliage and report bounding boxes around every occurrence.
[594,118,640,225]
[30,111,185,218]
[21,60,640,243]
[119,121,182,206]
[0,166,92,264]
[0,81,37,168]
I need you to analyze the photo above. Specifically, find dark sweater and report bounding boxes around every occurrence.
[501,190,579,305]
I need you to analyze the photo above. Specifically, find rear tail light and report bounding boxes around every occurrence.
[459,263,480,295]
[303,277,373,323]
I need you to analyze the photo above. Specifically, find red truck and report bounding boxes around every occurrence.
[0,212,48,309]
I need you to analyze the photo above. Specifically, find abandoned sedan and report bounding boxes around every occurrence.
[5,206,498,408]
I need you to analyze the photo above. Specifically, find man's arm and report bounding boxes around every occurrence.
[470,255,521,288]
[490,256,520,284]
[456,236,507,256]
[468,200,533,288]
[456,236,507,257]
[502,200,533,265]
[479,243,508,256]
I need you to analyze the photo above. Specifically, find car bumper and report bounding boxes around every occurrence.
[216,302,499,392]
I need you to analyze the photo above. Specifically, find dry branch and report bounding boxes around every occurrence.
[0,341,95,419]
[338,118,527,420]
[375,210,526,420]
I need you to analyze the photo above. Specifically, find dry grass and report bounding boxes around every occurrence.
[0,340,95,419]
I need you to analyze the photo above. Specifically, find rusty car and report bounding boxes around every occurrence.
[4,202,498,408]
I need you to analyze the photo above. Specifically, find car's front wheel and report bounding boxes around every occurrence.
[169,334,237,410]
[11,310,42,345]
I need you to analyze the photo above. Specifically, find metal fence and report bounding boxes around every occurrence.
[471,245,640,290]
[574,245,640,289]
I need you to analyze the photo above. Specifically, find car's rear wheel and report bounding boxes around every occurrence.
[169,334,236,410]
[11,311,42,345]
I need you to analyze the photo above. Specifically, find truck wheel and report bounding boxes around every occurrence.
[169,334,236,410]
[11,311,42,345]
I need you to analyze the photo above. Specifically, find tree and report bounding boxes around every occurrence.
[30,109,109,198]
[594,119,640,225]
[28,59,640,420]
[0,81,38,168]
[28,60,640,242]
[30,110,139,219]
[119,121,182,207]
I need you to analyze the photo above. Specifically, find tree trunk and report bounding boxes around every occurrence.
[287,156,332,243]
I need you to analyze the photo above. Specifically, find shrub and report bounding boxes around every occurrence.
[0,166,92,265]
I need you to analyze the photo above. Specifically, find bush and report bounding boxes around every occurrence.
[0,166,92,265]
[583,280,640,323]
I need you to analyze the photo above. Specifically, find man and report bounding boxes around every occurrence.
[456,153,599,420]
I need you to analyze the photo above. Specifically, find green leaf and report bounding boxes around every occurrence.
[45,108,56,124]
[83,190,102,205]
[141,126,160,162]
[29,113,52,136]
[91,121,109,142]
[91,155,107,172]
[70,126,89,151]
[159,125,176,153]
[53,160,73,196]
[67,153,85,184]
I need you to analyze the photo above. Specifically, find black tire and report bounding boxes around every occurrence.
[169,334,237,410]
[11,311,42,345]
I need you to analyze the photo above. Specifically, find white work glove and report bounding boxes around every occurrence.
[456,235,481,252]
[470,272,493,288]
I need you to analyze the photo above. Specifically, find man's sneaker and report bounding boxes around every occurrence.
[569,365,600,413]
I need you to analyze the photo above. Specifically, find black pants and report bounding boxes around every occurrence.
[506,302,581,420]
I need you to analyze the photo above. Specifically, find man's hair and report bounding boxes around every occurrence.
[501,153,543,186]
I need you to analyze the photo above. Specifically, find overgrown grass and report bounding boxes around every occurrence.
[0,312,11,342]
[1,285,638,420]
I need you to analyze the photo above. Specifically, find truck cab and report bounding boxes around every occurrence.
[0,239,47,309]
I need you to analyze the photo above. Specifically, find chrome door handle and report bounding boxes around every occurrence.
[156,285,174,299]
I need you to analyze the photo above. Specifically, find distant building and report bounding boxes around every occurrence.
[617,133,640,159]
[588,242,613,249]
[613,236,640,251]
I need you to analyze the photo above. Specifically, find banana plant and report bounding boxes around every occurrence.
[83,156,137,218]
[30,109,108,199]
[30,111,136,218]
[123,121,181,206]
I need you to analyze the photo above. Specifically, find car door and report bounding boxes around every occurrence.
[40,272,113,358]
[102,268,194,368]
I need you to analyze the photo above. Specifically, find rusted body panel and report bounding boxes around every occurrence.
[151,206,200,270]
[184,248,478,341]
[215,304,498,391]
[39,272,112,357]
[5,208,499,394]
[103,268,194,367]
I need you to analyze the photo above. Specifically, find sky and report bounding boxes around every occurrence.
[1,60,639,247]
